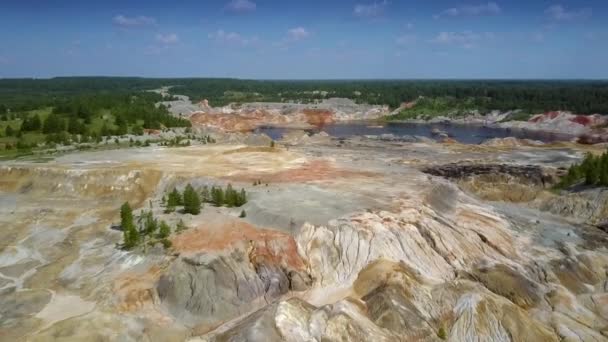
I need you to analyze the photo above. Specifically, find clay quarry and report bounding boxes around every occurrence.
[2,88,608,341]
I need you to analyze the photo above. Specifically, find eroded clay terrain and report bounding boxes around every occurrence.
[1,133,607,341]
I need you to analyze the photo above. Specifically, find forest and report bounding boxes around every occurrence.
[165,79,608,114]
[2,78,608,114]
[0,77,190,155]
[2,77,608,156]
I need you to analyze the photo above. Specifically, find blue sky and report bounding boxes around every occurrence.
[0,0,606,79]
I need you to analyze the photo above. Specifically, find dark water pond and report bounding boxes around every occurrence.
[255,122,572,144]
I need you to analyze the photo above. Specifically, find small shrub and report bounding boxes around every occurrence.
[240,210,247,218]
[176,219,188,233]
[160,238,172,249]
[437,327,447,340]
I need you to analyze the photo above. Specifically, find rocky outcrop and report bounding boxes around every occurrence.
[157,224,311,332]
[296,183,519,286]
[422,163,559,187]
[481,136,545,147]
[539,187,608,226]
[189,98,389,132]
[499,111,608,142]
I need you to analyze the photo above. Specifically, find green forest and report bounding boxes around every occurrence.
[2,77,608,157]
[0,77,191,156]
[3,78,608,114]
[556,150,608,189]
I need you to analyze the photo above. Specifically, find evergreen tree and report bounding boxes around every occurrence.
[183,183,201,215]
[556,150,608,188]
[42,114,65,134]
[239,210,247,218]
[167,188,182,208]
[225,184,236,207]
[120,202,139,249]
[211,186,224,206]
[237,188,247,206]
[100,122,112,137]
[5,125,14,136]
[158,220,171,239]
[143,210,158,236]
[21,115,41,131]
[67,117,85,135]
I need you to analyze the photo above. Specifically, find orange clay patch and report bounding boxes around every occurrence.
[113,265,164,313]
[171,220,305,270]
[190,110,289,132]
[225,159,377,183]
[302,109,335,127]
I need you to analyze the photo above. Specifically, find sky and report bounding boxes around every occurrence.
[0,0,607,79]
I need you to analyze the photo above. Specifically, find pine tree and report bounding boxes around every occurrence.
[167,188,182,207]
[158,220,171,238]
[120,202,138,249]
[142,210,158,236]
[5,125,14,137]
[212,186,224,206]
[225,184,235,207]
[183,183,201,215]
[239,209,247,218]
[237,188,247,206]
[43,114,65,134]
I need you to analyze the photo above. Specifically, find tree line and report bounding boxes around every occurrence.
[556,150,608,188]
[162,183,248,214]
[120,202,187,250]
[2,78,608,115]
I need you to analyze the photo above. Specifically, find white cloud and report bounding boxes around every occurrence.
[113,15,156,28]
[395,34,417,45]
[287,27,310,41]
[208,30,259,46]
[434,2,501,19]
[156,33,179,45]
[354,1,389,18]
[545,5,591,21]
[225,0,256,13]
[431,31,494,48]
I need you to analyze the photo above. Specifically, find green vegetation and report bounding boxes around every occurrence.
[158,221,171,239]
[3,77,607,156]
[183,184,202,215]
[204,184,248,207]
[556,150,608,189]
[0,78,191,157]
[165,188,182,213]
[240,210,247,218]
[119,205,178,251]
[120,202,139,249]
[164,79,608,113]
[389,96,478,120]
[163,184,203,215]
[437,327,447,340]
[499,111,533,123]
